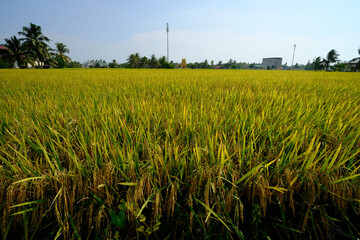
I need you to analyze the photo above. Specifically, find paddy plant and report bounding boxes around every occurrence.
[0,69,359,239]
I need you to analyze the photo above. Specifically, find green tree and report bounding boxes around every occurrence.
[149,54,158,68]
[202,59,209,69]
[232,60,237,69]
[139,56,148,68]
[55,42,71,67]
[162,61,175,69]
[158,56,166,67]
[4,36,29,68]
[54,57,66,68]
[127,53,140,68]
[304,61,313,70]
[224,59,233,69]
[0,59,9,68]
[187,63,196,69]
[331,63,345,72]
[312,57,324,71]
[323,49,339,70]
[18,23,51,67]
[109,59,117,68]
[68,61,82,68]
[353,48,360,72]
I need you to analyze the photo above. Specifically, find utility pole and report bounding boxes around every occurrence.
[166,23,169,62]
[291,44,296,70]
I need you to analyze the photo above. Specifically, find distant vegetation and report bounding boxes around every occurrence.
[127,53,174,69]
[80,49,360,71]
[84,56,260,70]
[79,48,360,71]
[1,69,359,239]
[310,49,360,72]
[0,23,80,69]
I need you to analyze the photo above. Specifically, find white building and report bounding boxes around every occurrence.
[262,57,282,69]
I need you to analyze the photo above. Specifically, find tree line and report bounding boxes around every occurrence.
[186,59,260,69]
[126,53,174,69]
[310,49,360,72]
[0,23,80,69]
[82,56,259,69]
[122,55,259,69]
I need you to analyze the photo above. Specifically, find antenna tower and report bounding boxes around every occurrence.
[166,23,169,62]
[291,44,296,70]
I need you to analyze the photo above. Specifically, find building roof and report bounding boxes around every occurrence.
[0,45,10,56]
[262,57,282,60]
[340,59,359,65]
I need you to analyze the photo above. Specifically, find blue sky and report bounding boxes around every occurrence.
[1,0,359,64]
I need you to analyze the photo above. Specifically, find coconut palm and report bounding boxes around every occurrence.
[127,53,140,68]
[139,56,148,68]
[354,48,360,72]
[55,42,71,64]
[18,23,51,67]
[55,42,69,54]
[149,54,158,68]
[158,56,166,68]
[109,59,117,68]
[3,36,29,68]
[312,56,324,72]
[323,49,339,70]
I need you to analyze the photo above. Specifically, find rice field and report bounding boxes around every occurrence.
[0,69,359,239]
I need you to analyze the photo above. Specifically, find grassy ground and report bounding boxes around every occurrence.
[0,69,359,239]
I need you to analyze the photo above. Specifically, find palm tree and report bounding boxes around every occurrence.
[55,42,71,65]
[127,53,140,68]
[109,59,117,68]
[353,48,360,72]
[158,56,166,68]
[323,49,339,70]
[312,56,324,72]
[4,36,29,68]
[149,54,158,68]
[139,56,148,68]
[18,23,51,67]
